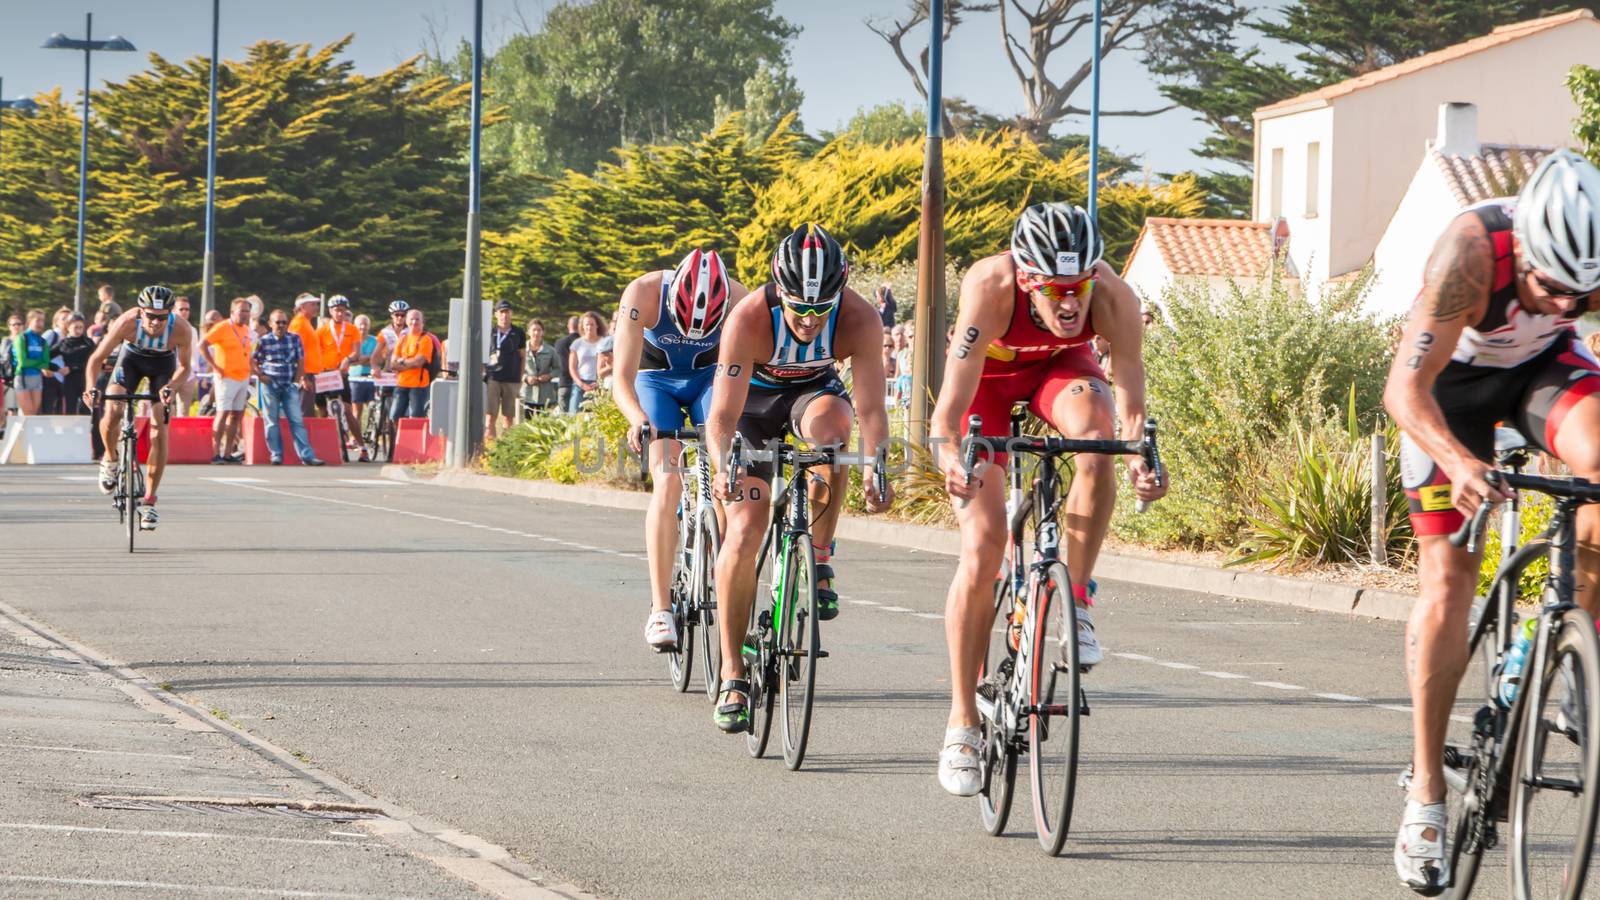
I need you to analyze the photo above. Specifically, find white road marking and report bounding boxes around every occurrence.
[57,475,100,481]
[336,479,396,486]
[1112,652,1153,661]
[1315,693,1370,703]
[1200,671,1249,680]
[201,477,267,484]
[913,613,945,620]
[0,743,190,760]
[847,600,879,606]
[1156,661,1199,670]
[0,822,380,847]
[0,875,415,898]
[879,606,913,613]
[1252,681,1305,691]
[1380,704,1414,714]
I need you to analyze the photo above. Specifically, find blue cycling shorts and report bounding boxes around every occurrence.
[635,367,715,431]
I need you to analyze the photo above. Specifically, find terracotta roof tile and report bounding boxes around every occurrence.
[1124,218,1278,278]
[1255,10,1594,118]
[1434,144,1552,207]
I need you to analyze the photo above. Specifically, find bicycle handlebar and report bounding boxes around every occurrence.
[90,391,166,406]
[635,424,705,481]
[960,415,1162,512]
[1449,469,1600,551]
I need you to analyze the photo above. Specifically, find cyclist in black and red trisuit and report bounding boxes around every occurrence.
[1385,149,1600,893]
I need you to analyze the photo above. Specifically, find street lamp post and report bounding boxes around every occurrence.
[0,77,42,162]
[43,14,137,314]
[450,0,487,467]
[1088,0,1103,218]
[201,0,221,319]
[909,0,948,448]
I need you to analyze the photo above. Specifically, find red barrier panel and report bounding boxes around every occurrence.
[243,416,344,465]
[392,417,445,463]
[164,416,216,464]
[134,416,152,463]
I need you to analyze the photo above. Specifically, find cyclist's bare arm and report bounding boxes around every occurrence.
[83,312,138,402]
[1093,267,1149,439]
[931,258,1012,487]
[165,320,195,400]
[1382,213,1502,511]
[706,293,773,493]
[613,272,666,441]
[832,288,892,504]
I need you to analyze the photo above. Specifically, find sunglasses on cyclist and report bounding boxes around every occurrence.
[1525,267,1595,301]
[781,292,839,319]
[1022,275,1095,303]
[141,311,169,322]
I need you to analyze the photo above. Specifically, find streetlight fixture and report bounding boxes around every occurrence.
[0,77,42,163]
[43,14,138,314]
[909,0,948,448]
[450,0,487,467]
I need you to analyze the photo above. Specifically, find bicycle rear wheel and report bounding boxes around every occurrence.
[1510,607,1600,899]
[1028,561,1080,856]
[330,398,350,463]
[780,533,819,770]
[667,560,694,693]
[697,513,722,703]
[124,456,140,554]
[979,576,1018,836]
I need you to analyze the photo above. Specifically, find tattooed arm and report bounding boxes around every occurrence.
[1382,212,1506,514]
[931,255,1013,499]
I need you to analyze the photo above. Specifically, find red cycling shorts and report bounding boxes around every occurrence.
[964,344,1107,439]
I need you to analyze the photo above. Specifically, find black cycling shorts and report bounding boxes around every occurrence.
[111,348,177,396]
[735,372,851,482]
[1401,333,1600,535]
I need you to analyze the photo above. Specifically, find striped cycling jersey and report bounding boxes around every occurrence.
[750,283,840,389]
[124,313,176,357]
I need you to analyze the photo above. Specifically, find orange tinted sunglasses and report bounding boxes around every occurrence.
[1023,275,1095,302]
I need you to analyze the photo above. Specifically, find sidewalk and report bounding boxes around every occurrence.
[0,610,487,899]
[389,466,1419,623]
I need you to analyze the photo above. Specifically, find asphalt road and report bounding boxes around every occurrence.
[0,465,1511,899]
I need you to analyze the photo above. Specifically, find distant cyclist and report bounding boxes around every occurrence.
[613,249,747,651]
[83,286,196,531]
[1384,150,1600,893]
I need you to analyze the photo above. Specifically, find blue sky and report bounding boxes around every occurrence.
[1,0,1283,173]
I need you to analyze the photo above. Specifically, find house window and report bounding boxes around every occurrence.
[1270,147,1284,219]
[1305,142,1321,218]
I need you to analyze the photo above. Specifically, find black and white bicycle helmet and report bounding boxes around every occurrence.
[136,285,174,310]
[1010,202,1103,279]
[1514,149,1600,293]
[387,299,411,315]
[772,223,849,302]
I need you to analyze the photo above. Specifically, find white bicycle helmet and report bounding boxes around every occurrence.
[1514,149,1600,293]
[1010,202,1103,279]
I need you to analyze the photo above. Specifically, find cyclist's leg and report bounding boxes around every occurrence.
[714,398,782,694]
[144,360,177,499]
[945,472,1008,729]
[102,349,133,461]
[1033,346,1115,597]
[792,381,854,590]
[1524,339,1600,617]
[638,372,688,629]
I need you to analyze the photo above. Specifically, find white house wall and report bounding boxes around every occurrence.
[1369,163,1462,319]
[1122,242,1176,309]
[1255,107,1335,288]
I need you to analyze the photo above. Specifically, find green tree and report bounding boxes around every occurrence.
[1570,64,1600,158]
[836,102,926,144]
[0,38,509,311]
[482,114,804,315]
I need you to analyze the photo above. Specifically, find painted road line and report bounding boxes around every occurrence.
[1379,704,1414,713]
[202,477,267,484]
[879,606,913,613]
[336,479,399,486]
[1112,652,1153,661]
[1155,661,1198,670]
[57,475,99,481]
[1315,693,1370,703]
[1200,671,1249,680]
[0,876,416,899]
[0,743,190,761]
[913,613,945,620]
[0,822,380,847]
[1252,681,1305,691]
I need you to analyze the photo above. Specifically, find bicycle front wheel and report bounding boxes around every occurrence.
[1028,562,1081,856]
[1510,607,1600,899]
[124,457,140,554]
[746,534,780,759]
[667,557,694,694]
[780,533,819,770]
[697,512,722,703]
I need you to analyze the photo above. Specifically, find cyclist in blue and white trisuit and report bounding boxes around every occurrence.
[616,249,748,651]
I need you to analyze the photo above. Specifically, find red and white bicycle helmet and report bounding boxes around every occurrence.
[669,248,731,339]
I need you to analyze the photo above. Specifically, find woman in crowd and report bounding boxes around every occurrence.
[566,310,605,413]
[11,309,57,416]
[350,314,379,438]
[1,312,22,434]
[56,315,96,415]
[522,319,558,415]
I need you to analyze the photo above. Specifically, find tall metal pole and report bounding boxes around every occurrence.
[451,0,487,467]
[201,0,220,319]
[910,0,948,449]
[74,12,93,314]
[1087,0,1102,219]
[1,78,6,163]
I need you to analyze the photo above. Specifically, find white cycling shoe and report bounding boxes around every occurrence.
[938,726,982,797]
[644,610,678,653]
[138,504,159,531]
[1394,800,1448,896]
[1074,604,1104,670]
[98,459,117,495]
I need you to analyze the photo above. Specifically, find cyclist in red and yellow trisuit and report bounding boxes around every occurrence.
[930,203,1166,796]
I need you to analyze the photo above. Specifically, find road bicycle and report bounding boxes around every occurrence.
[727,436,887,770]
[361,387,396,463]
[1426,466,1600,899]
[968,407,1163,855]
[642,425,721,698]
[93,391,165,554]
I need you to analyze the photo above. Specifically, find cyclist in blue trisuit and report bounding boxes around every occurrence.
[616,249,748,651]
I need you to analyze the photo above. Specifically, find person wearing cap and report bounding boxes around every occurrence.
[289,293,324,419]
[318,295,362,446]
[483,300,527,439]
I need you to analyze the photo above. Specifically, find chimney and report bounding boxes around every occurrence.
[1435,102,1479,157]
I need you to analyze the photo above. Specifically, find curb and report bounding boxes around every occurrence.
[383,466,1417,623]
